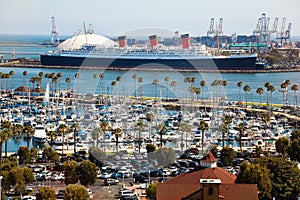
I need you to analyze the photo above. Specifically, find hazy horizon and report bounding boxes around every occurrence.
[1,0,299,37]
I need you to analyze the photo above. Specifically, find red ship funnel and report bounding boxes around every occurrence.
[181,34,190,49]
[149,35,158,48]
[118,36,127,48]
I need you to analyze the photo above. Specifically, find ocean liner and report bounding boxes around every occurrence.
[41,34,259,71]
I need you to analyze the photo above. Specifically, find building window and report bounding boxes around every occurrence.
[209,187,213,195]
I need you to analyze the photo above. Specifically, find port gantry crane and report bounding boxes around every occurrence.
[276,17,292,45]
[51,16,59,45]
[207,18,223,37]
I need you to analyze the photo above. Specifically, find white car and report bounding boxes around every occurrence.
[21,196,36,200]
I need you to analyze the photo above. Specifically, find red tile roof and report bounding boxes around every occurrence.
[201,152,217,162]
[164,167,236,185]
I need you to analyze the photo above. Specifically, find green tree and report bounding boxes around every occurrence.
[210,145,218,158]
[275,137,289,157]
[238,122,246,152]
[64,184,89,200]
[253,157,300,200]
[18,146,30,165]
[77,160,97,187]
[200,80,206,104]
[42,147,59,162]
[22,167,34,183]
[291,84,299,108]
[256,87,264,105]
[6,167,26,195]
[88,146,107,167]
[63,160,78,185]
[152,79,159,99]
[198,120,208,153]
[237,81,242,102]
[136,120,145,153]
[220,147,234,166]
[146,183,157,200]
[2,120,13,159]
[236,162,272,199]
[58,124,68,156]
[146,144,156,153]
[155,147,176,167]
[30,147,38,162]
[243,85,251,106]
[287,137,300,162]
[22,124,34,148]
[36,187,56,200]
[112,127,122,153]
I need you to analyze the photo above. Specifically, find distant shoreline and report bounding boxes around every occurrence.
[1,62,300,73]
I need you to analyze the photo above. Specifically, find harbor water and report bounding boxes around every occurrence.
[1,34,300,153]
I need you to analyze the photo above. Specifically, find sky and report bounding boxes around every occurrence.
[1,0,300,37]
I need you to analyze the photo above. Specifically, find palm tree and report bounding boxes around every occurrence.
[198,120,208,153]
[164,77,170,99]
[152,79,159,99]
[138,77,144,101]
[92,127,102,148]
[29,76,37,90]
[268,85,275,115]
[116,76,122,102]
[38,72,44,87]
[2,120,12,158]
[179,123,192,152]
[0,130,7,162]
[58,124,68,156]
[146,112,155,143]
[57,72,63,96]
[111,81,117,96]
[12,124,23,150]
[100,121,111,152]
[220,123,228,148]
[291,84,299,108]
[200,80,206,104]
[280,82,287,105]
[112,127,123,153]
[222,80,227,99]
[136,120,145,153]
[23,70,28,86]
[238,122,246,152]
[65,77,71,91]
[237,81,242,102]
[71,123,80,153]
[74,72,80,97]
[132,74,138,98]
[171,81,177,94]
[262,113,271,134]
[224,114,232,145]
[243,85,251,106]
[22,124,34,148]
[159,124,167,148]
[284,80,291,104]
[184,77,191,101]
[47,131,57,148]
[99,73,105,100]
[264,82,270,105]
[256,87,264,105]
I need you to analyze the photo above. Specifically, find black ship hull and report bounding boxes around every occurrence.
[40,54,258,71]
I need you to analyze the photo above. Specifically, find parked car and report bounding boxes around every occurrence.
[134,175,149,183]
[104,178,119,186]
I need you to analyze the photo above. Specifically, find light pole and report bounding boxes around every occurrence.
[0,175,3,200]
